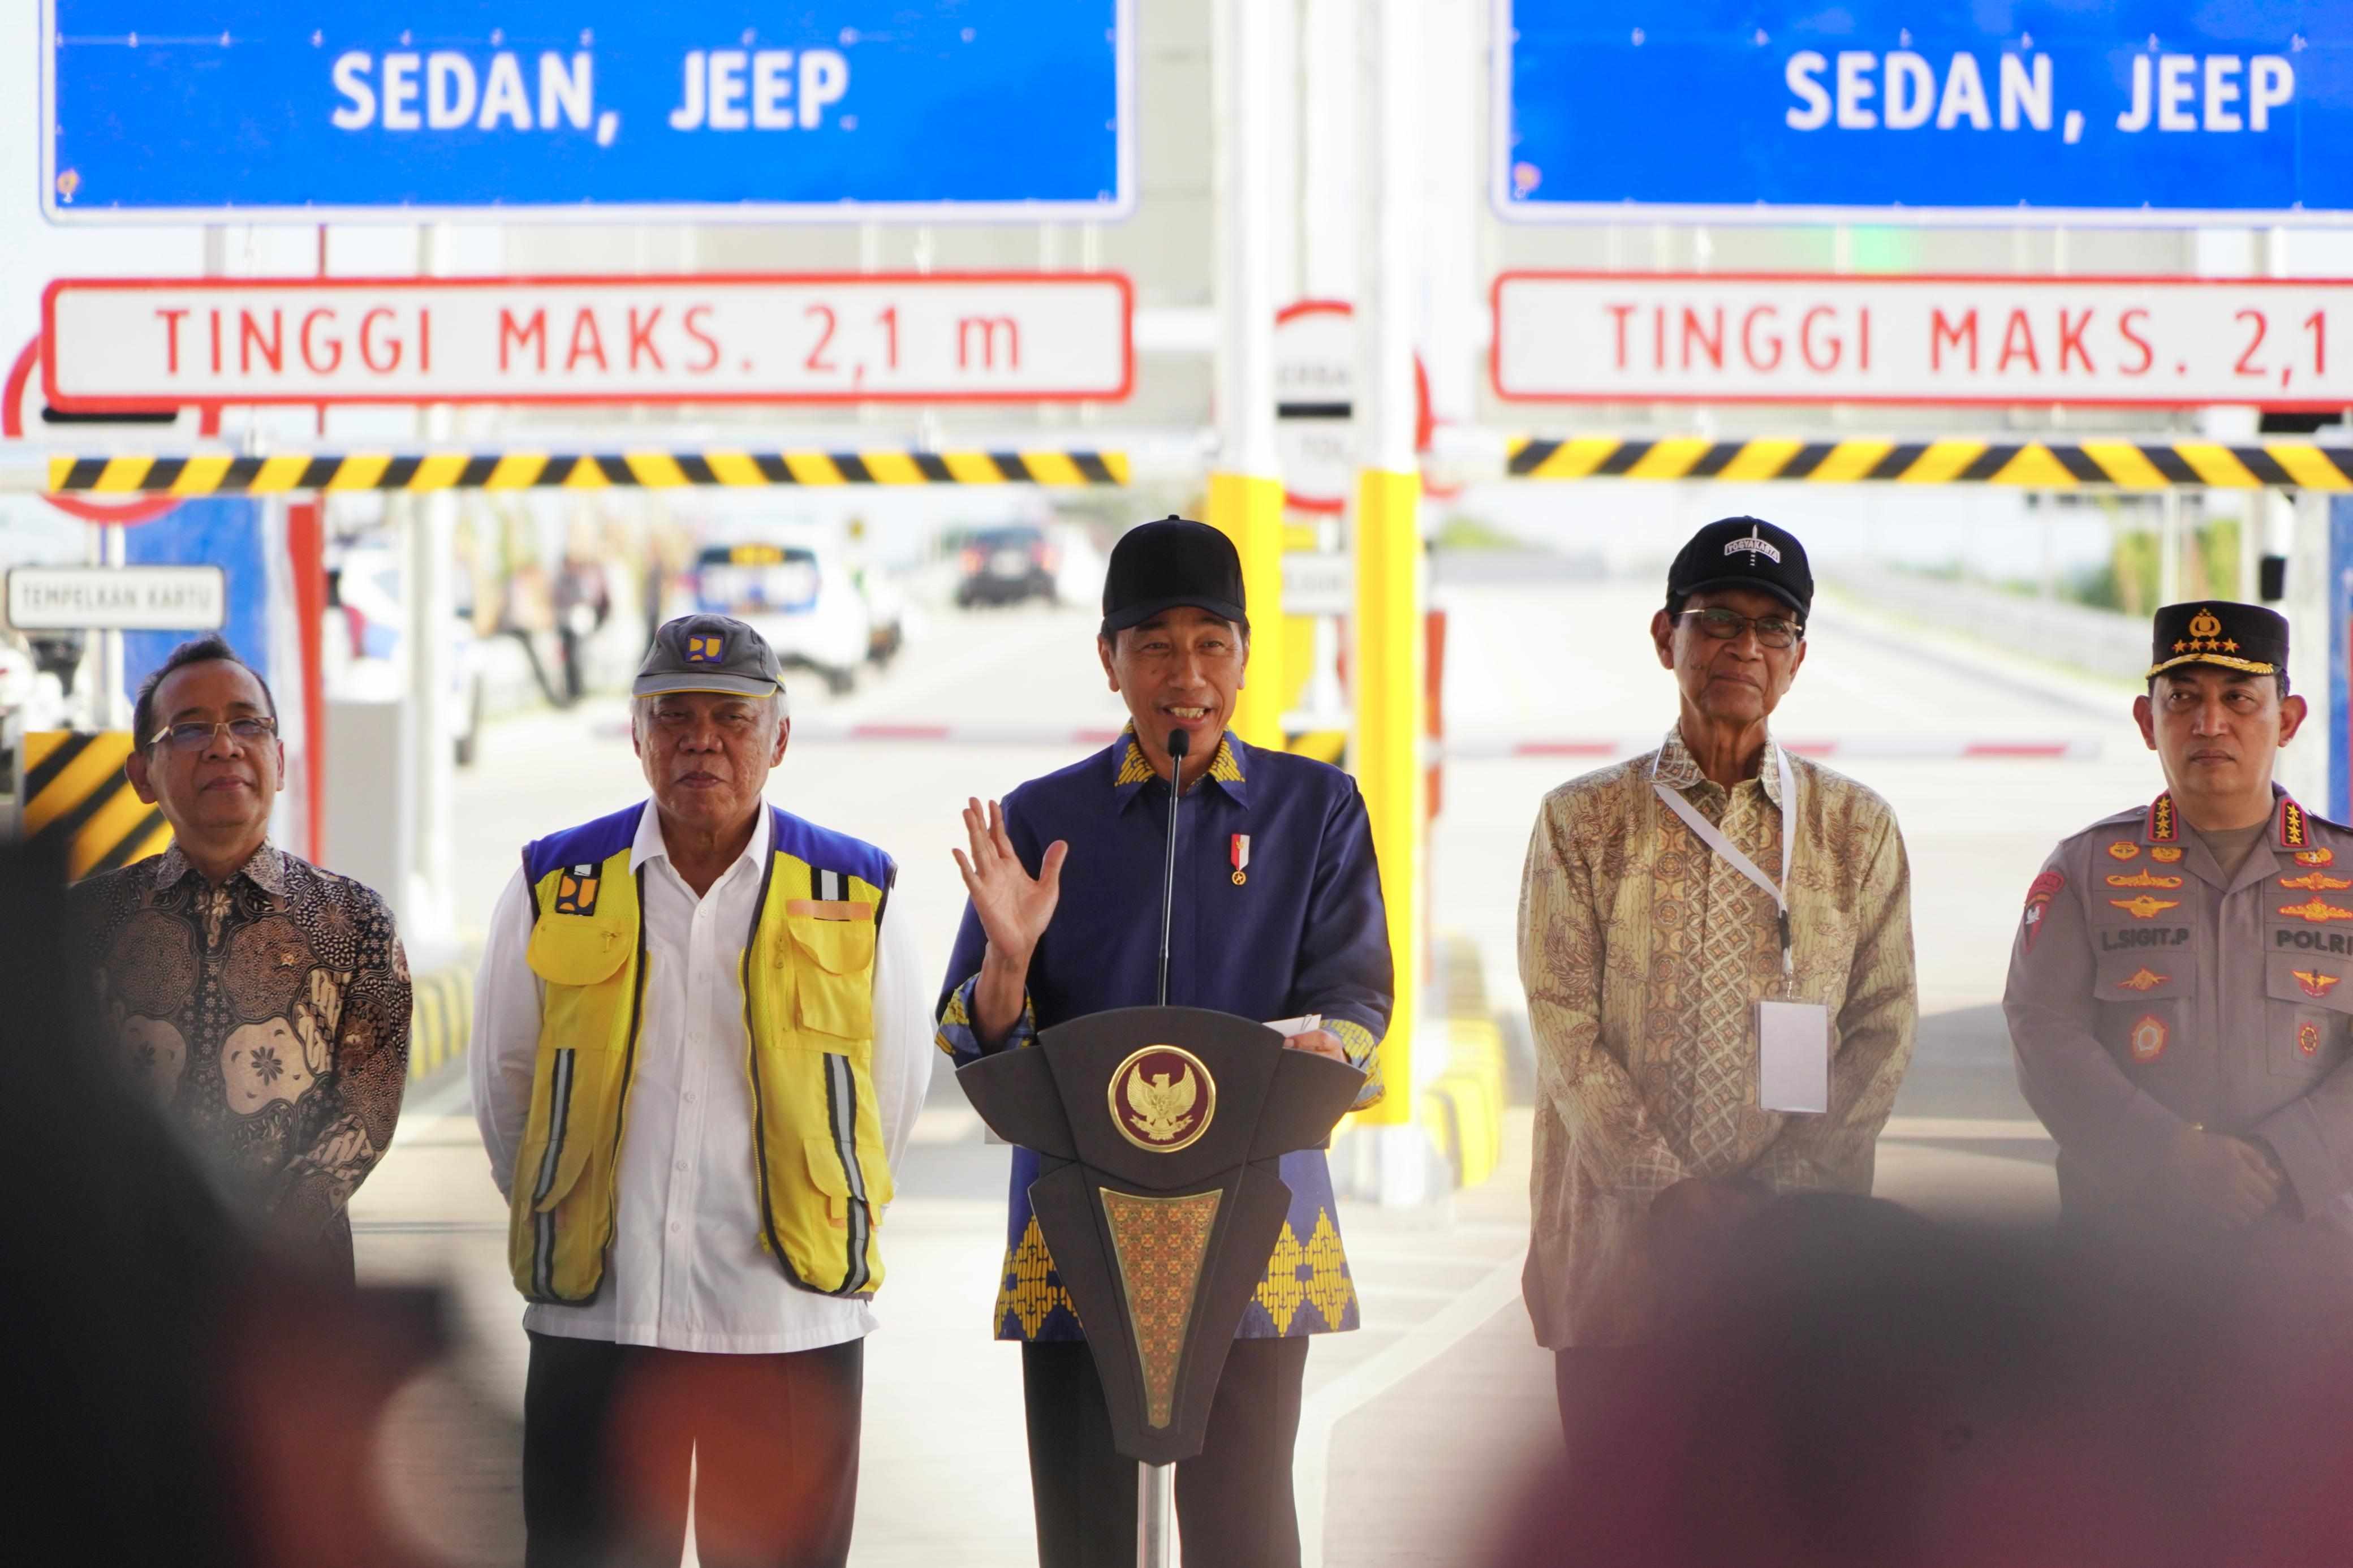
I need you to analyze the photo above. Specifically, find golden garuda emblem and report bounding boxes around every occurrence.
[1109,1045,1217,1153]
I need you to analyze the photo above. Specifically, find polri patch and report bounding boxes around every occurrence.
[2298,848,2337,867]
[554,863,601,916]
[2021,871,2063,952]
[2108,842,2143,862]
[2294,969,2342,999]
[2151,846,2184,864]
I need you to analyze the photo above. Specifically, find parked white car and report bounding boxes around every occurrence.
[681,529,871,696]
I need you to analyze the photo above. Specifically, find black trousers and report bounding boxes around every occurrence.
[1022,1336,1311,1568]
[522,1331,862,1568]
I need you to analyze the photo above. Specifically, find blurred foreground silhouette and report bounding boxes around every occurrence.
[0,842,456,1568]
[1498,1191,2353,1568]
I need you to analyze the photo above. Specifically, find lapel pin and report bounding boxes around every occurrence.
[1231,834,1250,886]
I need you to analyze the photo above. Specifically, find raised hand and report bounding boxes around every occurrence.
[953,798,1068,966]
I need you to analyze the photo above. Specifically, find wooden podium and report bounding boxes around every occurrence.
[955,1005,1365,1466]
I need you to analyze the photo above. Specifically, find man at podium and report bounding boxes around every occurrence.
[936,515,1393,1568]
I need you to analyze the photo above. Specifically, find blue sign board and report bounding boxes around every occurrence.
[1496,1,2353,224]
[43,1,1131,223]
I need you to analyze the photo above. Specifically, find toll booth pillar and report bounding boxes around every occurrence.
[1210,0,1283,749]
[1352,0,1433,1207]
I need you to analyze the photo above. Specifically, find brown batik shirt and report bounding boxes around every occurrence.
[1518,729,1917,1347]
[71,842,411,1281]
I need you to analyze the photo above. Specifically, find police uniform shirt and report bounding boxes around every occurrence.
[2005,789,2353,1231]
[934,729,1392,1342]
[472,802,936,1351]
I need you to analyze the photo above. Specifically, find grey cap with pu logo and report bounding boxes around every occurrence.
[634,613,790,704]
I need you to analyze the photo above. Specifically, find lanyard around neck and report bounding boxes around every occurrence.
[1652,743,1797,977]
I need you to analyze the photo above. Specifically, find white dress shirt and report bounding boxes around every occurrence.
[472,802,932,1354]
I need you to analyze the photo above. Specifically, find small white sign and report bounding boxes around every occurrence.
[7,566,227,631]
[44,273,1134,408]
[1493,272,2353,408]
[1280,552,1354,617]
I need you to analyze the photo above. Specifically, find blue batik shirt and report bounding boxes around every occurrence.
[935,727,1391,1341]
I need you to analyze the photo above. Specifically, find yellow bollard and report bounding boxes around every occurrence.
[1352,465,1422,1129]
[1208,469,1286,749]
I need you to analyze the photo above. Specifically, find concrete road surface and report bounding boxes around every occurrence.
[359,576,2126,1564]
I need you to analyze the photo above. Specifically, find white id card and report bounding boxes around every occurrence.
[1755,1000,1830,1114]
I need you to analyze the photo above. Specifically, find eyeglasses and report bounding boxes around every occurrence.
[1679,608,1804,650]
[148,716,278,752]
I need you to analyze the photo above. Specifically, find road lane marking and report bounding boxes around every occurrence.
[1296,1251,1525,1568]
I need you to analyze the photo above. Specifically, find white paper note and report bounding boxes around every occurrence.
[1756,1000,1829,1114]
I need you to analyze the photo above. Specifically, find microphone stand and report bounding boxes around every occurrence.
[1142,725,1187,1568]
[1155,727,1188,1008]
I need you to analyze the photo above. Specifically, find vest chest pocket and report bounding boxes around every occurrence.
[2093,950,2195,1072]
[777,911,876,1041]
[2264,951,2353,1079]
[527,915,636,1051]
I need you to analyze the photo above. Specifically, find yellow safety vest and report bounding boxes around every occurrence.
[505,802,897,1304]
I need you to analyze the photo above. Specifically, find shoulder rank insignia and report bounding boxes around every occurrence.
[2279,898,2353,925]
[2130,1014,2169,1062]
[2117,968,2169,993]
[2302,1022,2323,1057]
[2298,848,2337,867]
[2110,895,2180,920]
[2151,846,2184,863]
[2021,871,2063,951]
[2107,871,2183,889]
[2281,872,2353,892]
[2294,969,2341,999]
[2281,797,2312,849]
[2146,794,2179,844]
[2107,841,2143,862]
[553,863,601,916]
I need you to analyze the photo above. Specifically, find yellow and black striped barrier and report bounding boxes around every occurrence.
[21,731,172,881]
[1420,933,1506,1191]
[1506,434,2353,489]
[408,962,475,1084]
[47,448,1130,495]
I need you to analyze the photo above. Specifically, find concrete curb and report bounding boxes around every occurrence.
[407,958,477,1084]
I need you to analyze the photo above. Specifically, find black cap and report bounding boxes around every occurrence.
[634,613,788,700]
[2148,601,2288,680]
[1667,516,1813,621]
[1100,515,1249,636]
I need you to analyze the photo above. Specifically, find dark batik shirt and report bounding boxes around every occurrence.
[71,842,411,1281]
[936,730,1392,1341]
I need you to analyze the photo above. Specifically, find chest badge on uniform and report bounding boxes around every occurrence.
[2129,1014,2169,1062]
[2108,872,2183,889]
[553,863,601,916]
[2151,846,2184,863]
[2117,968,2169,992]
[2297,848,2336,867]
[1110,1045,1216,1153]
[2283,871,2353,891]
[2110,896,2180,920]
[2302,1022,2323,1057]
[2294,969,2341,998]
[2279,898,2353,924]
[1230,834,1250,887]
[2107,842,2143,862]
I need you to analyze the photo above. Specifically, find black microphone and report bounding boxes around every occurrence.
[1156,727,1189,1007]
